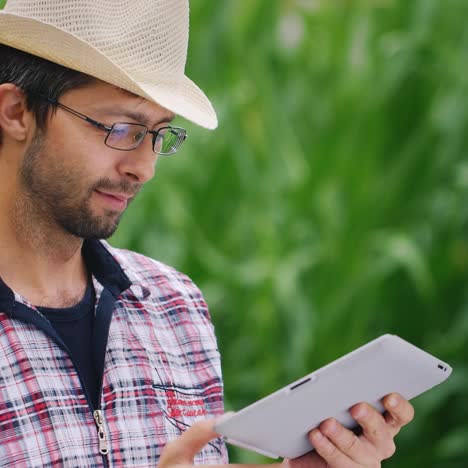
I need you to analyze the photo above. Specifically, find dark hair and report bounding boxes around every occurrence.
[0,44,96,144]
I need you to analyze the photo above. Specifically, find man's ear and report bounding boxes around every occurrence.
[0,84,35,143]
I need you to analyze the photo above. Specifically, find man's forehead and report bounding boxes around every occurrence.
[117,86,143,100]
[111,85,176,125]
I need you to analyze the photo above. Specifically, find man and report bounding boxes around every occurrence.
[0,0,414,467]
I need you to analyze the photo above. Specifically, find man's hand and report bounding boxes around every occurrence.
[158,419,265,468]
[286,393,415,468]
[158,393,414,468]
[158,419,221,468]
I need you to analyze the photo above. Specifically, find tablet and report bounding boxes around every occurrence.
[214,334,452,459]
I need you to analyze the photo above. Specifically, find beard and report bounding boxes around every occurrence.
[18,131,140,240]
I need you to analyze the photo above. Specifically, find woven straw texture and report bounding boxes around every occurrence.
[0,0,217,129]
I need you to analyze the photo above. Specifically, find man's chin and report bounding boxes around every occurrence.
[84,222,121,240]
[63,214,122,240]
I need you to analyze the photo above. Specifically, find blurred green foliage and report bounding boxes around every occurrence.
[115,1,468,466]
[2,0,468,466]
[123,0,468,466]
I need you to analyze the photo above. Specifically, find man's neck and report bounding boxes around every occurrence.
[0,194,89,308]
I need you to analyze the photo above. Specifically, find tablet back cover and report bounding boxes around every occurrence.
[215,334,452,459]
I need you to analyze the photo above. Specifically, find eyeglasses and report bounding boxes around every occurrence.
[44,98,187,156]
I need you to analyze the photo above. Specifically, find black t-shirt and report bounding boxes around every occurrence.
[37,280,99,409]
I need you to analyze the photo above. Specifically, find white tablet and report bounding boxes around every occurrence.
[215,334,452,459]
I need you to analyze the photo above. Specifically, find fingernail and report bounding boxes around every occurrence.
[326,419,337,434]
[354,406,367,419]
[311,429,323,441]
[388,395,399,408]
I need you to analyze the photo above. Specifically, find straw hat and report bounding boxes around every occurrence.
[0,0,218,129]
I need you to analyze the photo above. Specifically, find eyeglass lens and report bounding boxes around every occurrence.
[106,123,185,155]
[106,123,147,150]
[156,127,186,155]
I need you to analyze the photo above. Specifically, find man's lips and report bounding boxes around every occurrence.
[95,190,133,211]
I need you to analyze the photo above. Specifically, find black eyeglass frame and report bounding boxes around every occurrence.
[43,97,187,156]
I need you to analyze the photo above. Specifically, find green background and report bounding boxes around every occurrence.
[2,0,468,466]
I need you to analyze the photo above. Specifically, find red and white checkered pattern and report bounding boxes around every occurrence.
[0,242,227,467]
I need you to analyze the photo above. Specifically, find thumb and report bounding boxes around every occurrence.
[159,418,220,467]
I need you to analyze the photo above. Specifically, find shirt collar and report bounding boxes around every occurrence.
[82,240,132,297]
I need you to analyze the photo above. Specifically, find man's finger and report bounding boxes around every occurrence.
[349,403,396,460]
[319,418,374,465]
[309,429,359,468]
[382,393,415,436]
[159,419,220,467]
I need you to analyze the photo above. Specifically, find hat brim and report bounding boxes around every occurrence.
[0,13,218,129]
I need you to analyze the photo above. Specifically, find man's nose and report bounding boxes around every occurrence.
[116,142,158,185]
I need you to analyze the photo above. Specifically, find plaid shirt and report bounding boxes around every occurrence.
[0,240,228,467]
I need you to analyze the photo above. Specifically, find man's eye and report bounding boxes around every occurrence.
[133,131,146,142]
